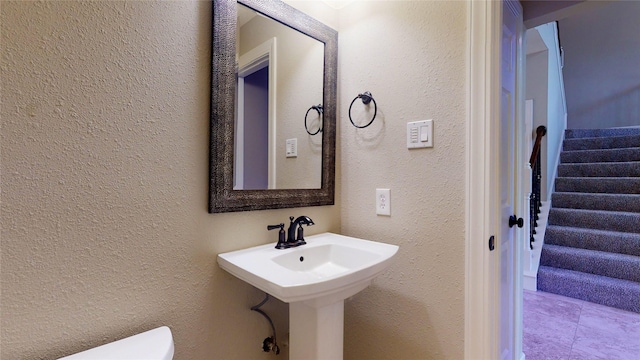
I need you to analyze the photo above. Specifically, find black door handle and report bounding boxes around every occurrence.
[509,215,524,228]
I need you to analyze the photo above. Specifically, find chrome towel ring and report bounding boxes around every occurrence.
[304,104,323,135]
[348,91,377,128]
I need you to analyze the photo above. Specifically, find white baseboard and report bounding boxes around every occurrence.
[546,128,565,202]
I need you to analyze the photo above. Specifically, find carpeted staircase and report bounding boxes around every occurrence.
[537,128,640,313]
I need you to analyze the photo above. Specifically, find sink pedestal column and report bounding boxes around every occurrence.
[289,300,344,360]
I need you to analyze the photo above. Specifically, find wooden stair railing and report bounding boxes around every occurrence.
[529,126,547,250]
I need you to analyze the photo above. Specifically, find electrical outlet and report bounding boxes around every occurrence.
[376,188,391,216]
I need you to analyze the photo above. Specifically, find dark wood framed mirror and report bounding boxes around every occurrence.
[209,0,337,213]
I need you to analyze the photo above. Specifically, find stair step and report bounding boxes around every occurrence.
[563,134,640,151]
[552,192,640,213]
[557,161,640,177]
[555,177,640,194]
[539,128,640,314]
[540,244,640,282]
[544,225,640,257]
[548,208,640,233]
[565,128,640,139]
[537,266,640,313]
[560,147,640,163]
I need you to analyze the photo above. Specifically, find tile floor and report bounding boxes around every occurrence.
[523,289,640,360]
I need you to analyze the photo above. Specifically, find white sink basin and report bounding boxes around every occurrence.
[217,232,398,305]
[219,232,399,359]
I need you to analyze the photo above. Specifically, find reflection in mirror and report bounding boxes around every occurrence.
[209,0,337,213]
[235,3,324,190]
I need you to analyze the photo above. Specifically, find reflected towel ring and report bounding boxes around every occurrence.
[348,91,377,128]
[305,104,323,136]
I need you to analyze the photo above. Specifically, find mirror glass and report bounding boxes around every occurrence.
[235,3,324,190]
[209,0,337,213]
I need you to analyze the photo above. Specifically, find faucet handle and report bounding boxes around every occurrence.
[268,223,287,249]
[267,223,284,231]
[295,225,307,246]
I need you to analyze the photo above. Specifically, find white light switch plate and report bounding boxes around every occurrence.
[286,138,297,157]
[407,119,433,148]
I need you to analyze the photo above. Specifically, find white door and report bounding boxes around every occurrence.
[465,1,524,357]
[499,1,523,359]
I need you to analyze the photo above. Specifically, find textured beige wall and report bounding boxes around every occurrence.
[0,1,339,359]
[274,34,324,190]
[337,2,467,359]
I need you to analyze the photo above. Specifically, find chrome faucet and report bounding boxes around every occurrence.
[287,216,315,246]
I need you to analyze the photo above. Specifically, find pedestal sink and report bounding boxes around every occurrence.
[217,232,399,360]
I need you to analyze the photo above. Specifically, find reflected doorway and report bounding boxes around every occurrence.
[236,65,269,190]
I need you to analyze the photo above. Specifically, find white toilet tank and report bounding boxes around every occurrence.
[58,326,174,360]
